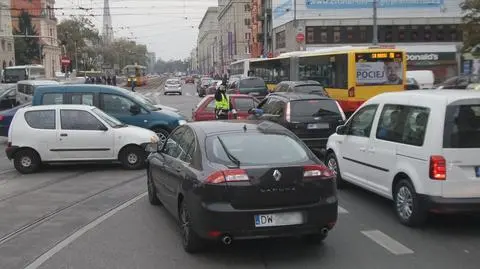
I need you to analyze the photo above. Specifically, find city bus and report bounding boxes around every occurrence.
[249,46,407,115]
[123,64,147,87]
[2,65,46,83]
[229,58,260,77]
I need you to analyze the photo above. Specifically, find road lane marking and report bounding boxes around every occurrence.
[361,230,414,255]
[338,206,348,214]
[24,192,147,269]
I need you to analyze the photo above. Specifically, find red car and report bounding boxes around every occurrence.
[192,94,260,121]
[185,77,195,84]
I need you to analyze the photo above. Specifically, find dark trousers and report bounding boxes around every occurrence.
[215,109,229,120]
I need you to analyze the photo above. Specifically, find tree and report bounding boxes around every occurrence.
[154,59,189,74]
[461,0,480,51]
[102,38,149,68]
[13,11,41,65]
[57,16,101,71]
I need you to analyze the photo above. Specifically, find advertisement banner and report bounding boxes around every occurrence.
[272,0,294,28]
[305,0,444,9]
[356,61,403,85]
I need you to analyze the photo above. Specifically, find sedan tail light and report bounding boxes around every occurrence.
[303,165,334,180]
[429,155,446,180]
[285,102,291,122]
[206,169,249,184]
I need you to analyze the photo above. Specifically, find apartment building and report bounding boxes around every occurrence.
[250,0,273,58]
[11,0,61,78]
[218,0,252,73]
[0,0,15,71]
[198,7,219,75]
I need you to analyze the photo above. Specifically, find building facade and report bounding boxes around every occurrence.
[271,0,464,81]
[250,0,273,58]
[218,0,252,73]
[0,0,15,71]
[198,7,219,75]
[190,48,198,73]
[11,0,61,78]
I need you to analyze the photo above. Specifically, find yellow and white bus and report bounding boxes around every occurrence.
[249,46,407,115]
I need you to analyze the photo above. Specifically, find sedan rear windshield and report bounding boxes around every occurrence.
[166,80,180,85]
[294,85,327,95]
[239,78,265,88]
[207,133,309,166]
[290,99,342,118]
[443,104,480,148]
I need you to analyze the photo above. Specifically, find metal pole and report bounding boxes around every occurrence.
[372,0,378,45]
[74,41,79,71]
[263,0,268,57]
[293,0,298,50]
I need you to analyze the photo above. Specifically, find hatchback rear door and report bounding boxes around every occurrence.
[442,101,480,198]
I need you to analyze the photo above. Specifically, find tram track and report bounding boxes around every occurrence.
[0,172,146,246]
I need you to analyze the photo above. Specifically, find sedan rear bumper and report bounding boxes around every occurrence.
[189,198,338,241]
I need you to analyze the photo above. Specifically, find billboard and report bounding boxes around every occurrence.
[273,0,456,29]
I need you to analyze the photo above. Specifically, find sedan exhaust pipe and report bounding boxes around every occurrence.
[221,235,233,245]
[321,227,329,236]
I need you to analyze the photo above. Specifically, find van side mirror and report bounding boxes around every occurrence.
[130,104,141,115]
[336,125,346,135]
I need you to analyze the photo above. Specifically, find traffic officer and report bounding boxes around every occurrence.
[214,79,235,120]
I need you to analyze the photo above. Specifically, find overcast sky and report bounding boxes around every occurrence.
[55,0,218,61]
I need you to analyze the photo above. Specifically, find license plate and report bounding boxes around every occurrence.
[254,212,303,227]
[476,167,480,177]
[307,123,329,129]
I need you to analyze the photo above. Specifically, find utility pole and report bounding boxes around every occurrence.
[263,0,268,57]
[293,0,298,50]
[372,0,378,45]
[74,41,79,71]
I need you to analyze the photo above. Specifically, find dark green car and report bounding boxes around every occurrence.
[227,77,269,100]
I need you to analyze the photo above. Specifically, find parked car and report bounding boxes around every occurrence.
[16,80,60,105]
[273,81,329,96]
[227,77,269,99]
[192,94,260,121]
[197,77,213,97]
[164,78,182,95]
[31,84,187,144]
[205,80,222,95]
[466,83,480,90]
[435,74,480,90]
[249,92,346,154]
[185,77,195,84]
[0,84,18,110]
[6,104,159,173]
[145,120,337,253]
[326,90,480,227]
[0,102,31,137]
[405,77,421,90]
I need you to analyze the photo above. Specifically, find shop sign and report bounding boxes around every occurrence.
[406,52,456,62]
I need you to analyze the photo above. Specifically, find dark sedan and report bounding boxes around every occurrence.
[145,120,338,253]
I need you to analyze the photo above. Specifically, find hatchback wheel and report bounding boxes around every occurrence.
[179,201,204,253]
[13,149,41,174]
[326,152,346,189]
[119,145,145,170]
[147,170,162,206]
[393,179,427,227]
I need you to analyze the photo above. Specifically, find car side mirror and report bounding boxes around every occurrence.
[144,142,158,153]
[130,104,141,115]
[336,125,346,135]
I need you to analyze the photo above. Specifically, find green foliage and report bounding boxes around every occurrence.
[102,38,149,68]
[154,59,189,74]
[13,11,41,65]
[461,0,480,51]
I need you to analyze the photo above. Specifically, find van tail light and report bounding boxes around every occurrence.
[206,169,249,184]
[303,165,334,180]
[348,87,355,97]
[429,155,446,180]
[285,102,291,122]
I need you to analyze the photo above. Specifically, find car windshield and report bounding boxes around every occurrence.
[291,99,343,118]
[207,133,309,166]
[0,85,15,95]
[443,103,480,148]
[91,107,125,127]
[134,93,156,105]
[294,85,326,95]
[4,69,26,82]
[239,78,265,88]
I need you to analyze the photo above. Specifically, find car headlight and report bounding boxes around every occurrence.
[150,135,159,143]
[178,119,187,125]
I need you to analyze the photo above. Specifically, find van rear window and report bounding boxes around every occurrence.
[443,104,480,148]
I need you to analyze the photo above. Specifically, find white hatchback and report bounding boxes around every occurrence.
[326,90,480,226]
[6,104,159,174]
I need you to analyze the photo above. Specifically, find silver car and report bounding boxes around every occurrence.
[164,78,182,95]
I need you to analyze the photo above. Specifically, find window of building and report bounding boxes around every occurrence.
[424,25,432,41]
[244,18,251,26]
[333,27,341,43]
[321,32,327,43]
[1,40,5,51]
[7,42,12,52]
[360,26,367,42]
[384,26,393,42]
[275,30,286,49]
[244,4,250,12]
[346,26,354,41]
[398,26,406,41]
[245,33,251,40]
[411,25,418,41]
[306,27,314,44]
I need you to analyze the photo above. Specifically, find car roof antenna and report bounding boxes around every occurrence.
[243,124,247,132]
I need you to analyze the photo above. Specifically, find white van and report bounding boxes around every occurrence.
[326,90,480,226]
[406,70,435,89]
[16,80,60,105]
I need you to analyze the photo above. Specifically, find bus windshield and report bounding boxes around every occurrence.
[29,68,46,79]
[355,52,404,86]
[3,69,26,83]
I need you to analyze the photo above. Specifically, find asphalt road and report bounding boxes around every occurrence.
[0,82,479,269]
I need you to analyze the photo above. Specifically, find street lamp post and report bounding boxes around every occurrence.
[372,0,378,45]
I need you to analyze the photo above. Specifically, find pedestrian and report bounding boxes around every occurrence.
[107,76,112,85]
[214,78,236,120]
[131,78,136,92]
[112,75,117,86]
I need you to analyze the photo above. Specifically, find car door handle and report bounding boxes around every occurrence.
[60,133,68,137]
[359,147,366,152]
